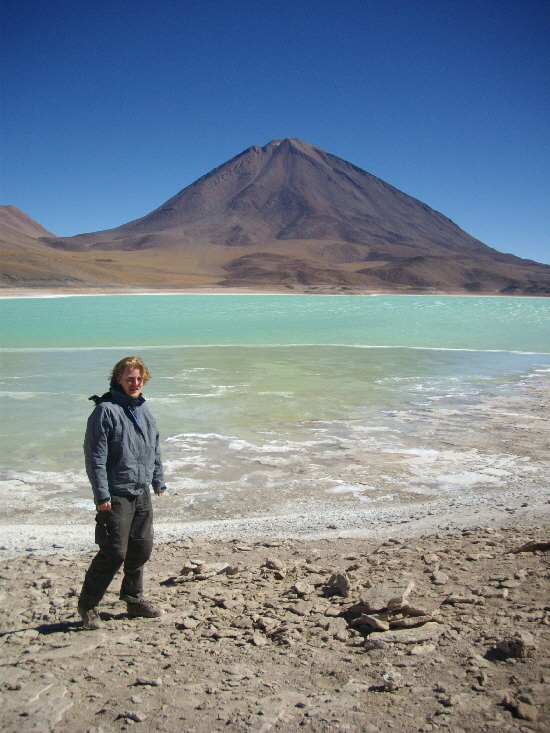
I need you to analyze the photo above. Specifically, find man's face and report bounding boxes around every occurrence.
[118,366,144,398]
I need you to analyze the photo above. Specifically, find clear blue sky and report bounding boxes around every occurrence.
[1,0,549,263]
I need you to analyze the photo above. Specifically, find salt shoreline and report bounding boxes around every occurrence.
[2,484,549,559]
[2,287,549,299]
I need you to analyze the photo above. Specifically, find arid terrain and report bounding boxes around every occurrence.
[2,139,550,294]
[1,525,549,733]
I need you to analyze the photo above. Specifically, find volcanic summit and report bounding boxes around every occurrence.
[2,138,549,293]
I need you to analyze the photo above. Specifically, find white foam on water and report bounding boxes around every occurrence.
[166,432,234,442]
[73,501,95,510]
[227,439,312,453]
[0,468,88,488]
[0,391,51,399]
[165,477,210,490]
[163,456,209,471]
[2,343,549,355]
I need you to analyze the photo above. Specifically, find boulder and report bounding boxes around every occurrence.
[496,630,536,658]
[359,579,415,612]
[325,572,352,597]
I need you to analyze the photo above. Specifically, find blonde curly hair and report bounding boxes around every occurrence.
[109,356,151,387]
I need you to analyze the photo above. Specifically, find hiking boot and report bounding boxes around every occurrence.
[78,605,104,630]
[126,599,163,618]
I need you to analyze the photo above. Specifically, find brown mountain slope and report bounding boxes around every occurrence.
[0,205,110,288]
[3,140,550,293]
[0,205,56,242]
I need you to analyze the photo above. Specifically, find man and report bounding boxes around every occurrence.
[78,356,166,630]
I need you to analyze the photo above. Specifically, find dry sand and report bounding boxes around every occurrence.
[1,526,549,733]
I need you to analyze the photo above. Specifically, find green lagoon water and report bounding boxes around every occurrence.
[1,293,549,350]
[1,294,549,513]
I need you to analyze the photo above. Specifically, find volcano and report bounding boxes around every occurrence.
[2,138,550,293]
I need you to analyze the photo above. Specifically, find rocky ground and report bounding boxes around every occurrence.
[1,524,549,733]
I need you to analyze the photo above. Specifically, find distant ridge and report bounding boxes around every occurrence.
[2,139,549,293]
[0,205,55,243]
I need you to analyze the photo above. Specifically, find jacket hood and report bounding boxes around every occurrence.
[88,385,145,408]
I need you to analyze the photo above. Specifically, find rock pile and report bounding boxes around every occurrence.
[0,524,549,732]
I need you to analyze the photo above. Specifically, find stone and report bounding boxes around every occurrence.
[515,701,539,721]
[117,711,147,723]
[294,581,314,596]
[440,693,462,707]
[325,605,344,617]
[369,622,447,645]
[251,633,267,647]
[382,668,402,692]
[468,654,492,669]
[222,563,245,575]
[359,580,415,612]
[264,557,286,572]
[496,631,536,658]
[499,579,520,588]
[1,682,74,732]
[325,617,349,641]
[222,664,255,679]
[286,601,311,616]
[423,554,440,564]
[409,643,437,656]
[360,614,390,631]
[402,604,436,616]
[34,634,107,660]
[220,598,240,610]
[480,587,508,599]
[431,571,449,585]
[177,617,200,630]
[444,595,477,605]
[135,677,163,686]
[389,615,436,628]
[231,616,254,629]
[326,572,352,597]
[510,540,550,554]
[198,586,226,601]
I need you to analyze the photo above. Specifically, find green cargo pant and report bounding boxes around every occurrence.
[79,491,154,610]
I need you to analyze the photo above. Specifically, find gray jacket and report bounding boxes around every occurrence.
[84,386,166,505]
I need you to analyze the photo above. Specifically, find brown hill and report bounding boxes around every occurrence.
[2,139,550,293]
[0,206,114,288]
[0,205,56,242]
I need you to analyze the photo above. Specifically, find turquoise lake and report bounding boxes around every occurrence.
[1,294,549,350]
[1,294,549,522]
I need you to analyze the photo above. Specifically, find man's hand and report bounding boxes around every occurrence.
[97,501,112,511]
